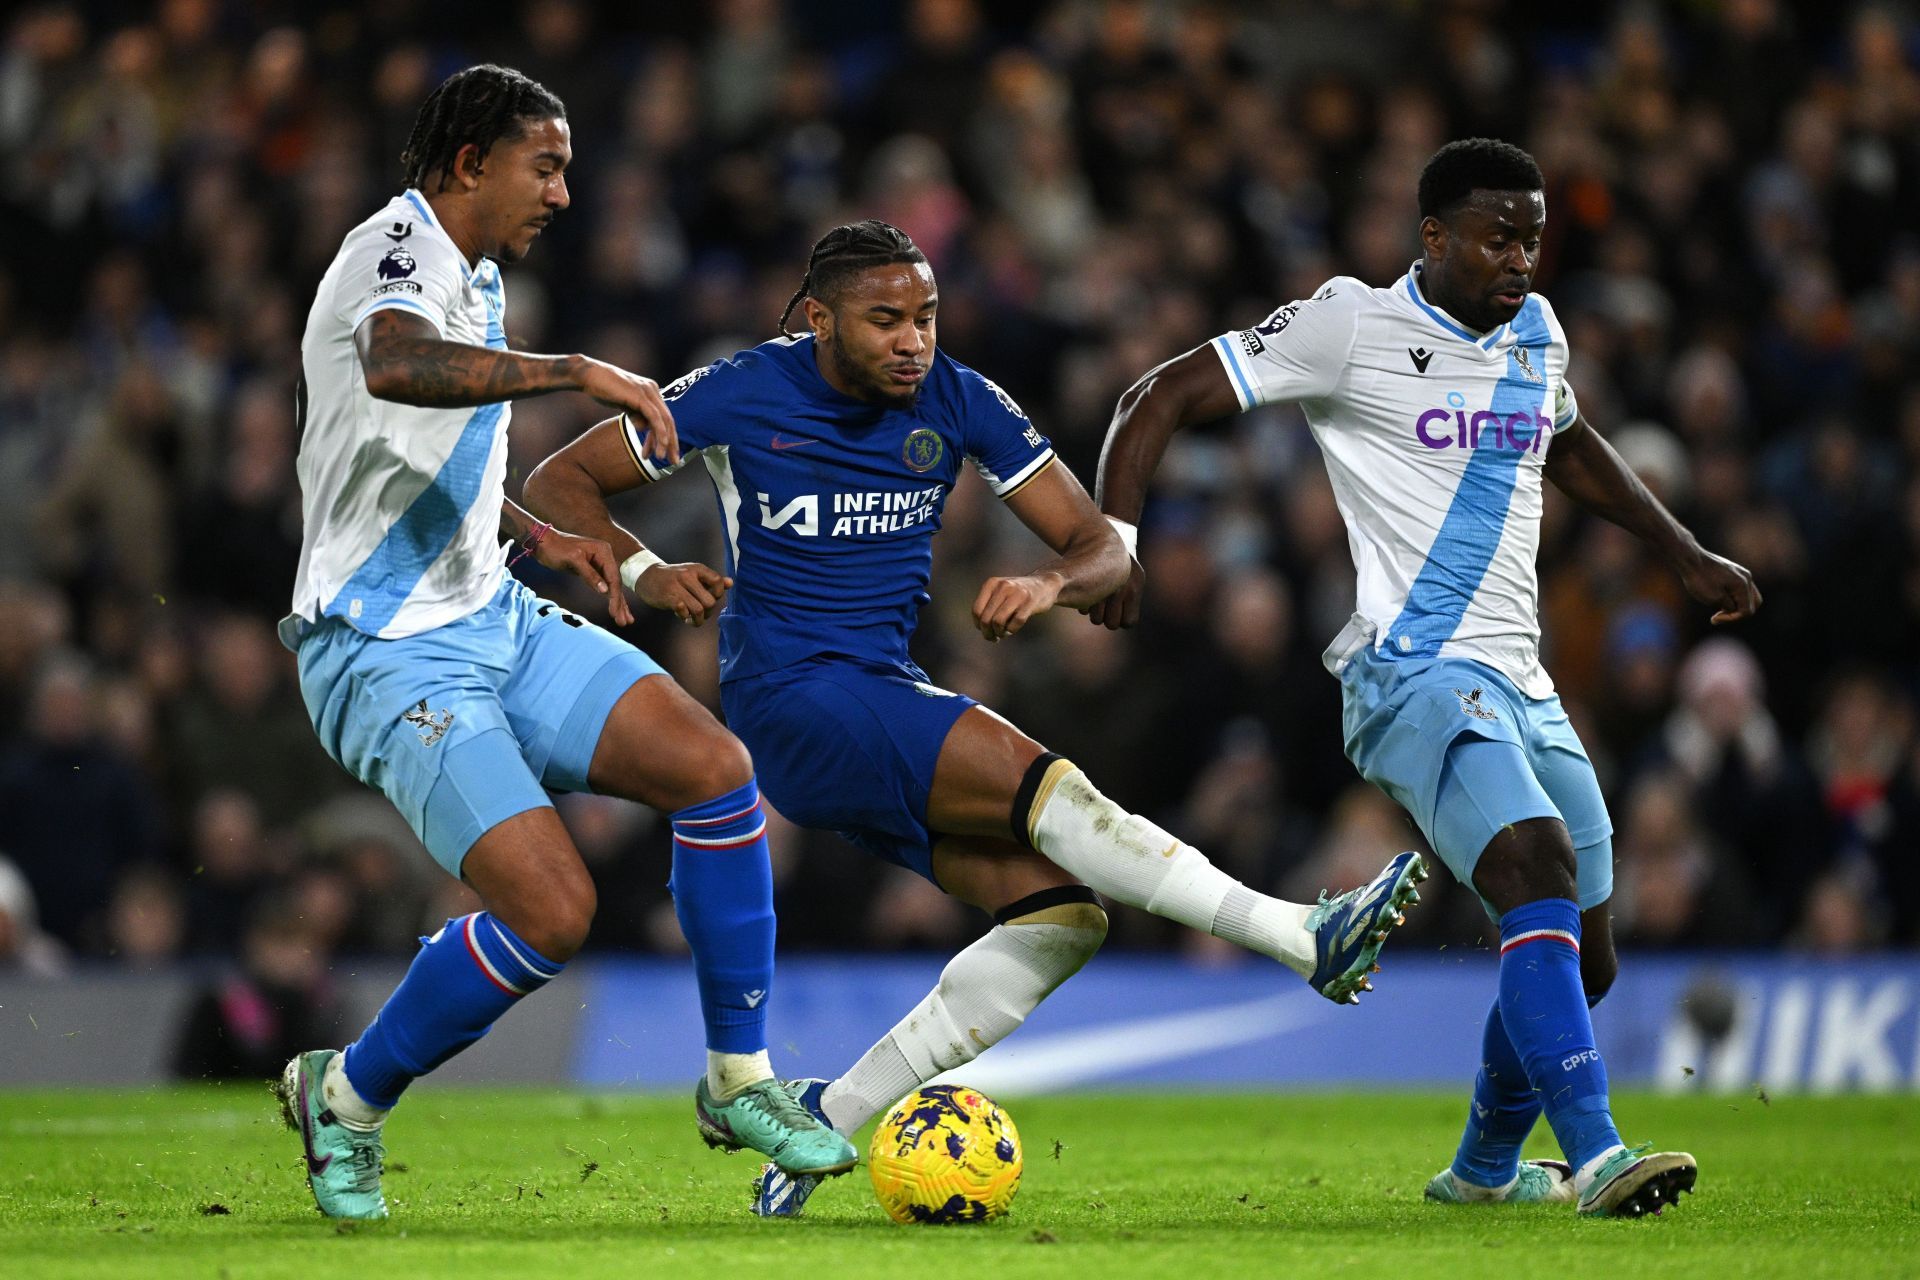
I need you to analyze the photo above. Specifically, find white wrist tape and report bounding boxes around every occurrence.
[1105,516,1140,561]
[619,547,667,592]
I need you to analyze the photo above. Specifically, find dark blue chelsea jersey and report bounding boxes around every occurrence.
[620,336,1056,683]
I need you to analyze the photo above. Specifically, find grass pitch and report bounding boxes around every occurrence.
[2,1088,1912,1278]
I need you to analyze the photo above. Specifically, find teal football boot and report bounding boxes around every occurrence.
[1577,1144,1697,1217]
[274,1049,389,1220]
[694,1076,857,1177]
[1425,1159,1575,1204]
[1306,850,1428,1004]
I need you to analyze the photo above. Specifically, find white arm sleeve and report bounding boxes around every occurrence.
[339,223,467,337]
[1209,279,1361,410]
[1533,294,1582,430]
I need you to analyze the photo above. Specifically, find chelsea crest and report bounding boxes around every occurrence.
[903,428,943,473]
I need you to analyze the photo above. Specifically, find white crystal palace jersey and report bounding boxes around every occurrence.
[1211,264,1580,698]
[280,190,511,649]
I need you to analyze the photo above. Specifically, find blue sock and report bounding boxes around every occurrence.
[1450,997,1542,1187]
[1450,978,1609,1185]
[343,912,563,1108]
[670,778,774,1054]
[1495,899,1621,1172]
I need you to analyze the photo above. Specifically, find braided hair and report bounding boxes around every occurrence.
[400,64,566,193]
[778,220,929,337]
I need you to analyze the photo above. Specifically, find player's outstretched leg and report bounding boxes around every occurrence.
[673,779,858,1177]
[752,878,1108,1216]
[1303,850,1428,1003]
[1015,752,1421,1002]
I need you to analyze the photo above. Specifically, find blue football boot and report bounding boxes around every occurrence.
[1306,850,1428,1004]
[751,1079,833,1217]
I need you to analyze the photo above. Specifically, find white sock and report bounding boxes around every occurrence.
[708,1048,773,1101]
[322,1052,389,1132]
[1449,1169,1520,1200]
[1029,765,1316,975]
[1574,1143,1628,1195]
[820,906,1107,1134]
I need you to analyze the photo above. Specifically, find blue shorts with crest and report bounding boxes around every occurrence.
[721,657,978,884]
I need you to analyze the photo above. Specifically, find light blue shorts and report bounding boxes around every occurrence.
[1339,647,1613,913]
[296,577,665,876]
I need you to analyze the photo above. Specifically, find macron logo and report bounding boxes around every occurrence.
[743,989,766,1008]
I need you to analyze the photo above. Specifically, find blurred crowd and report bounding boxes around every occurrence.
[3,0,1918,1003]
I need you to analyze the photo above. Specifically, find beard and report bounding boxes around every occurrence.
[826,337,920,407]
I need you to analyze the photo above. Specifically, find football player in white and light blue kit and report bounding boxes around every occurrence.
[272,64,853,1221]
[1096,139,1761,1219]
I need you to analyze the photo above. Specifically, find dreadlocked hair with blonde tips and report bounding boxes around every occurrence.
[778,220,928,337]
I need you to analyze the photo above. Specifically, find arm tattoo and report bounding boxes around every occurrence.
[359,310,577,407]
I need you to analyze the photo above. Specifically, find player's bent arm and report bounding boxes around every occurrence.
[356,309,588,407]
[523,419,731,628]
[971,462,1128,642]
[523,416,653,562]
[355,311,680,461]
[1003,461,1129,607]
[1087,345,1241,628]
[1545,410,1762,624]
[497,493,633,626]
[1541,411,1703,566]
[1095,345,1244,524]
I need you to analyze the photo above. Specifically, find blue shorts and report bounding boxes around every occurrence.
[721,657,978,882]
[1340,648,1613,914]
[296,577,665,876]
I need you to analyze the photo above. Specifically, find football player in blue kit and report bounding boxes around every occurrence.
[524,220,1427,1216]
[272,65,853,1221]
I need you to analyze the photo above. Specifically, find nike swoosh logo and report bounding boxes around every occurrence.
[697,1098,737,1142]
[295,1061,333,1176]
[770,435,817,450]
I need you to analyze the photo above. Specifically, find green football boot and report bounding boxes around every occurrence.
[693,1076,857,1177]
[1577,1144,1697,1217]
[1425,1159,1575,1204]
[274,1049,389,1220]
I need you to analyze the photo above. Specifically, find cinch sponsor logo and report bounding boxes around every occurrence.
[1415,408,1552,452]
